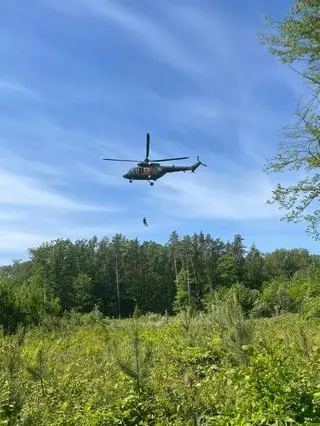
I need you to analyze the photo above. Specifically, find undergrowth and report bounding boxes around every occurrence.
[1,304,320,425]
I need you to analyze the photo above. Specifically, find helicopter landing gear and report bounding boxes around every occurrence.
[149,181,154,186]
[129,179,132,183]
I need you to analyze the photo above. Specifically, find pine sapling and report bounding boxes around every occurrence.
[26,347,48,398]
[112,320,153,399]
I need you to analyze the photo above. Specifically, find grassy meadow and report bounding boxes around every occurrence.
[2,301,320,425]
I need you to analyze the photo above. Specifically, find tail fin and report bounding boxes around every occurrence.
[191,156,207,172]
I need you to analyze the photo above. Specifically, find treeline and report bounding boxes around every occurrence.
[1,231,320,334]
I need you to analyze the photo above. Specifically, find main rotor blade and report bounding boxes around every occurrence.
[145,133,150,160]
[152,156,189,162]
[103,158,139,162]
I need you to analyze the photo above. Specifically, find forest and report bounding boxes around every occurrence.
[1,232,320,334]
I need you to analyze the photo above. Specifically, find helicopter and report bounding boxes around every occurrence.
[103,133,206,185]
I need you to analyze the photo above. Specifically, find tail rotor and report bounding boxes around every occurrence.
[191,156,207,172]
[197,155,207,167]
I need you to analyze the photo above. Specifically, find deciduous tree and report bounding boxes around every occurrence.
[260,0,320,237]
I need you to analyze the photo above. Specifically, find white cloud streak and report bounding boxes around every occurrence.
[0,166,111,211]
[151,166,280,221]
[45,0,215,77]
[47,0,302,95]
[0,148,122,263]
[0,230,53,253]
[0,80,33,95]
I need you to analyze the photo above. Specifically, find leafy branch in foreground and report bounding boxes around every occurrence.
[259,0,320,87]
[265,105,320,237]
[259,0,320,238]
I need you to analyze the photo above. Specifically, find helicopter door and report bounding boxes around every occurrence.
[138,167,144,174]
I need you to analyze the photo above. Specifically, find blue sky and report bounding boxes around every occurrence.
[0,0,318,265]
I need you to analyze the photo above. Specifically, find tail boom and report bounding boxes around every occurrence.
[191,156,206,172]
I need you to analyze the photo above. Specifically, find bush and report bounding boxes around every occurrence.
[300,296,320,319]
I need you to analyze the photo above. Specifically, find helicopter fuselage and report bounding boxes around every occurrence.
[103,132,206,185]
[122,160,202,182]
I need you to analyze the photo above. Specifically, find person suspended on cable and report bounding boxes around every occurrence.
[143,217,148,227]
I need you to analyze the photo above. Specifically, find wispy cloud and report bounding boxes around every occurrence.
[0,163,111,211]
[47,0,303,97]
[0,230,54,253]
[0,80,34,96]
[45,0,302,160]
[150,165,279,221]
[0,146,121,262]
[47,0,203,77]
[75,163,126,187]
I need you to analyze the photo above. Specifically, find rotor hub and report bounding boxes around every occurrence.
[103,133,190,167]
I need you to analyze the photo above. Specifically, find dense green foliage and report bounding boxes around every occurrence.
[1,232,320,336]
[2,306,320,424]
[260,0,320,237]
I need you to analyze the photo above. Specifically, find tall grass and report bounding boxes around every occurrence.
[0,309,320,424]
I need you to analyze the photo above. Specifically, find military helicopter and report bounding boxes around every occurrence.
[103,133,206,185]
